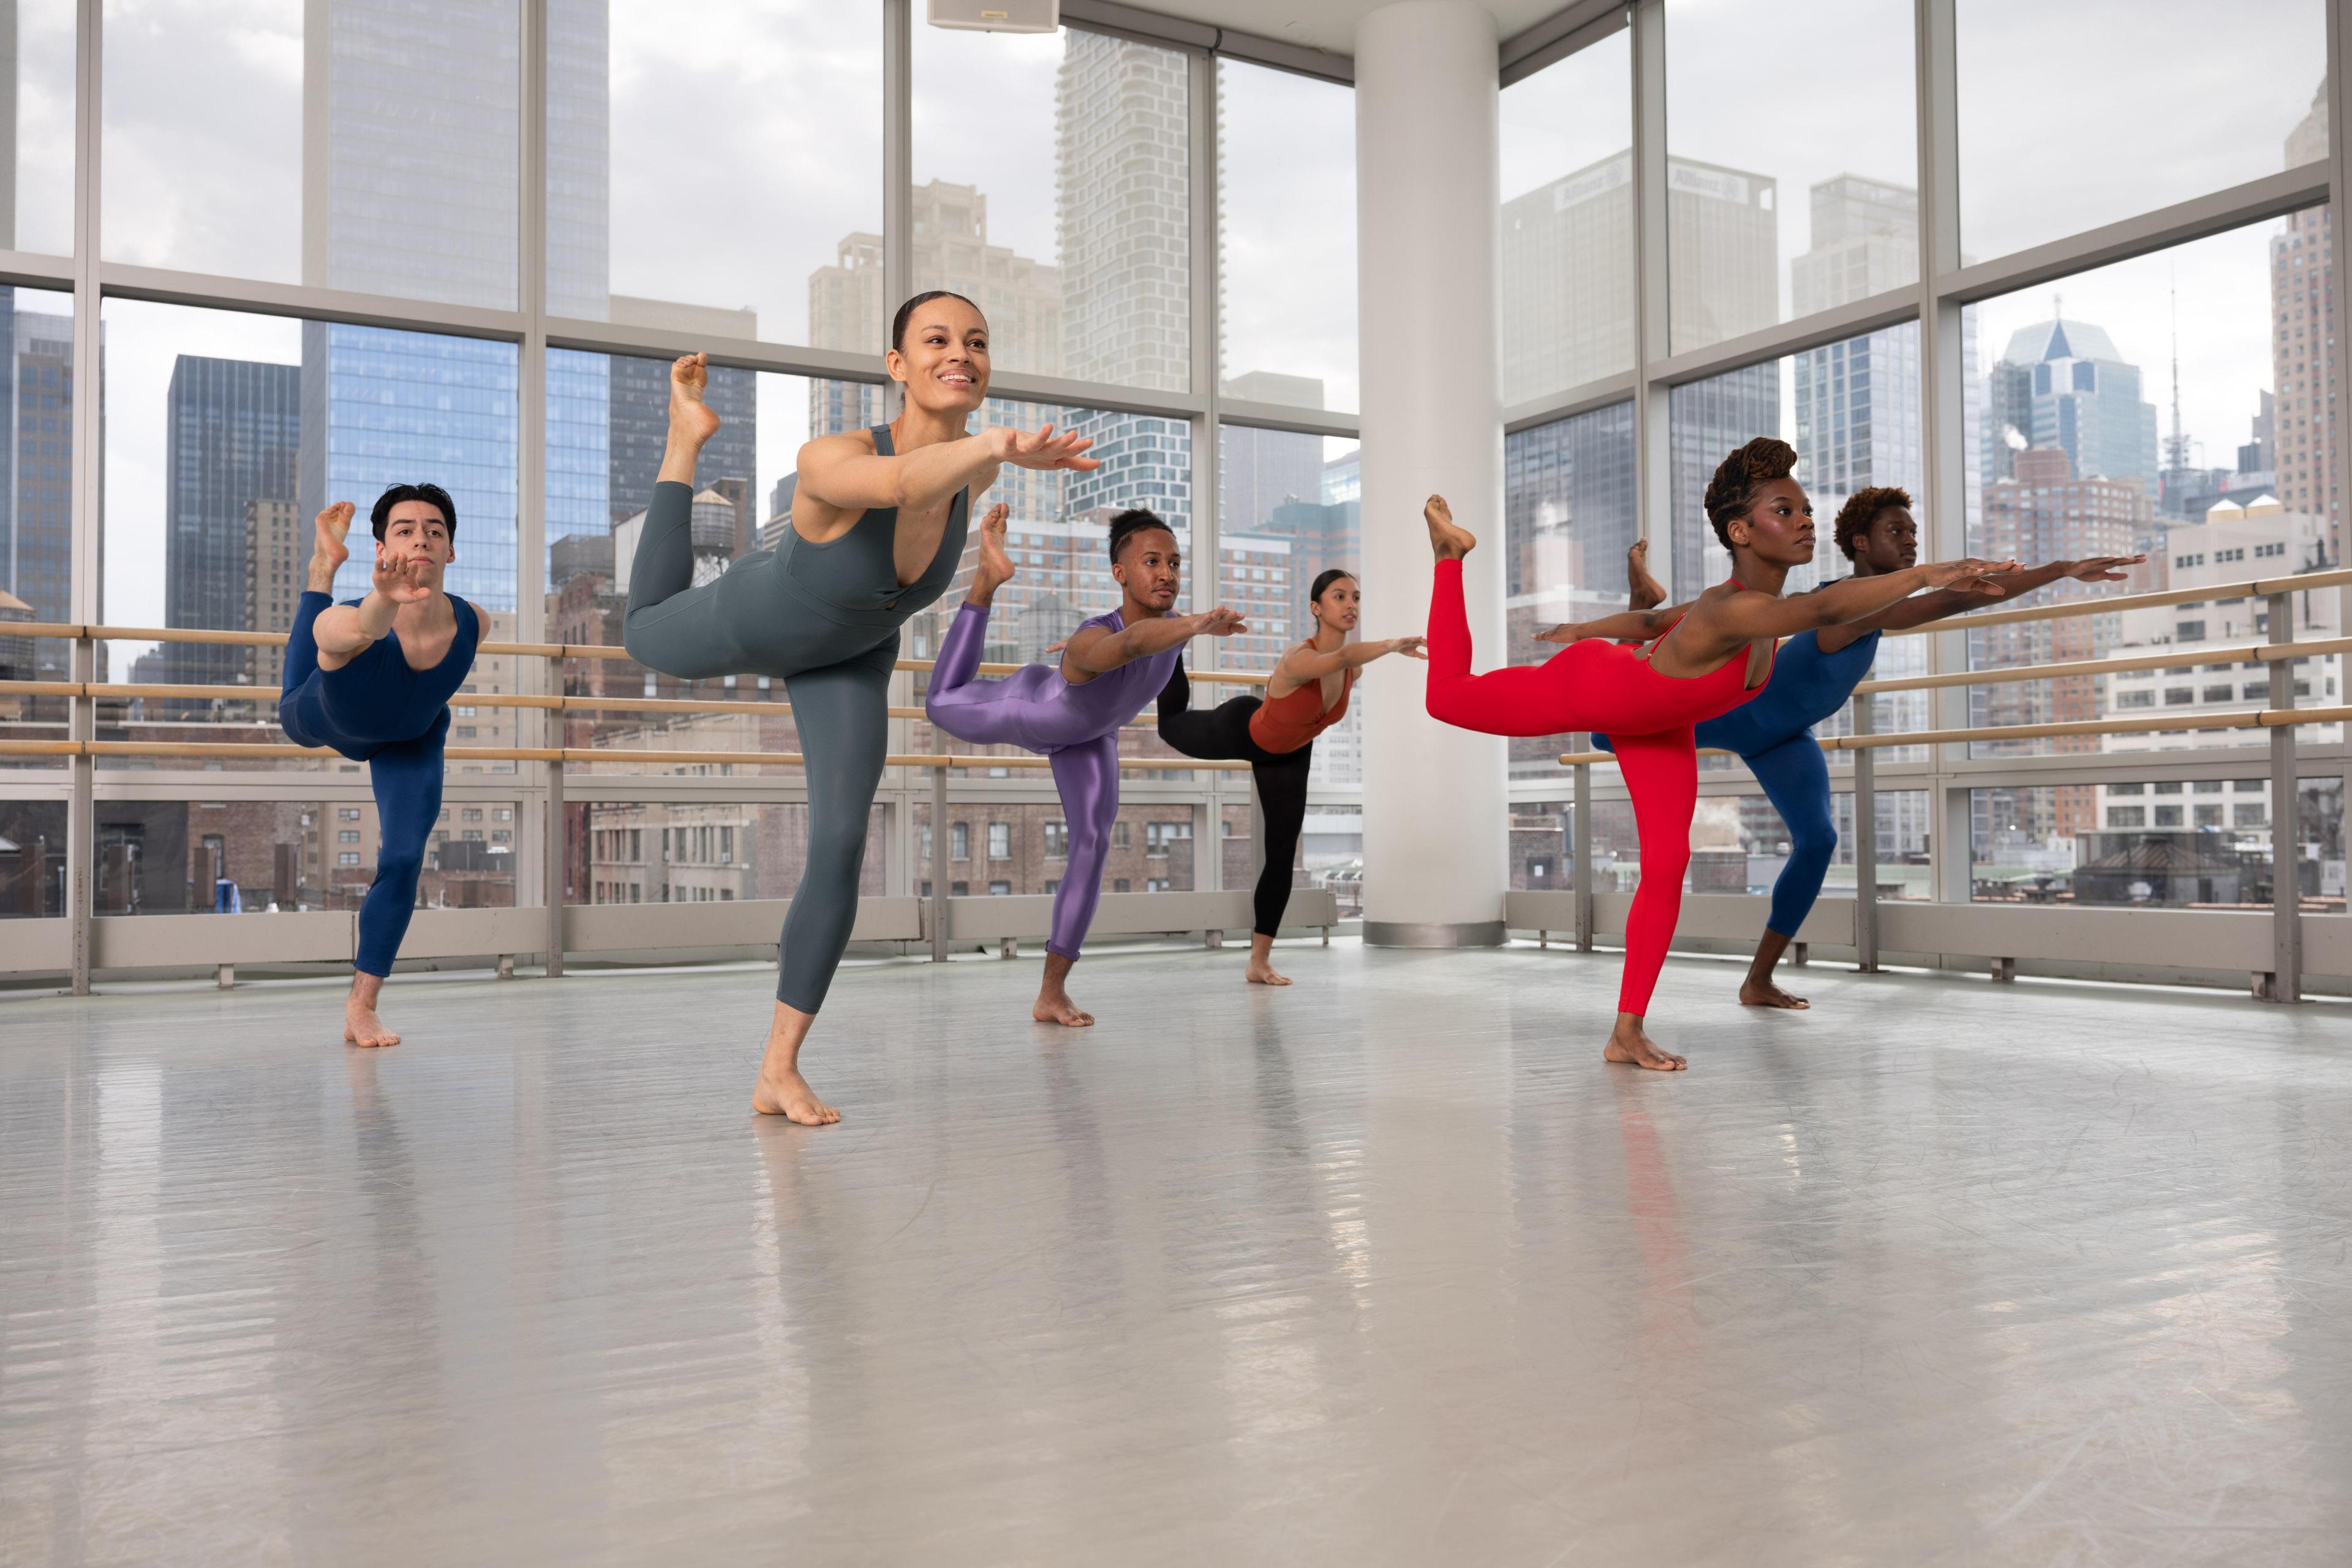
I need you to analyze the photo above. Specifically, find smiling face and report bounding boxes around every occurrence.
[1848,505,1920,574]
[1723,477,1817,570]
[887,295,990,417]
[1112,527,1182,614]
[1311,574,1360,635]
[377,499,454,586]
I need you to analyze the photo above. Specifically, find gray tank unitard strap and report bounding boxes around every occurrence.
[622,423,970,1010]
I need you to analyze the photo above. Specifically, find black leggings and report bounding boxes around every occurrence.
[1155,662,1312,939]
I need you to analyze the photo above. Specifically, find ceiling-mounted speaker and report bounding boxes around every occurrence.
[927,0,1059,34]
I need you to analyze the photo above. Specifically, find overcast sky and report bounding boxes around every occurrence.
[58,0,2341,634]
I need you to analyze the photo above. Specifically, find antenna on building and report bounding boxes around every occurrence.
[2164,271,2191,475]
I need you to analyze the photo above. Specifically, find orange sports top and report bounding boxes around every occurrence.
[1248,665,1356,755]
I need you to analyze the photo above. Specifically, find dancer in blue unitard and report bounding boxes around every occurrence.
[624,296,1099,1125]
[1566,492,2141,1009]
[926,503,1245,1026]
[279,485,479,1049]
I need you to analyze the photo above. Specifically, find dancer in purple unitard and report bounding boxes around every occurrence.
[926,502,1245,1026]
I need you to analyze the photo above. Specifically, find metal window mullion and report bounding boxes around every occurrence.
[2266,591,2301,1000]
[1189,45,1227,893]
[1629,0,1669,590]
[65,0,102,992]
[881,0,917,897]
[1913,0,1973,908]
[518,0,559,971]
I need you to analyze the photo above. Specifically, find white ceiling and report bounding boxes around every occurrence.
[1117,1,1570,55]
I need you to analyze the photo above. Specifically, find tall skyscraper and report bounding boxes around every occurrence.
[1498,151,1778,405]
[301,0,609,612]
[243,498,305,688]
[1668,364,1780,595]
[1057,32,1192,535]
[1791,177,1923,506]
[0,294,74,677]
[2273,86,2337,562]
[1980,315,2158,496]
[164,356,302,686]
[1219,372,1327,535]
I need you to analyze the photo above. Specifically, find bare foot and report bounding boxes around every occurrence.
[1033,987,1096,1027]
[311,500,355,592]
[1246,958,1292,986]
[669,352,722,445]
[753,1066,840,1125]
[970,502,1015,602]
[1603,1016,1686,1071]
[1626,538,1665,612]
[1424,494,1476,559]
[1740,978,1810,1009]
[344,997,400,1048]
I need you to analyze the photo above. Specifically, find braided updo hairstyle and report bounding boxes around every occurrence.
[1832,485,1912,560]
[1702,437,1800,551]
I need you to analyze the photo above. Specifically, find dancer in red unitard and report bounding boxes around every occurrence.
[1421,438,2014,1071]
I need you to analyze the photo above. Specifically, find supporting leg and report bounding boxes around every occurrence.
[346,716,445,1048]
[1601,725,1695,1071]
[752,654,889,1125]
[1740,734,1833,1011]
[1247,752,1310,986]
[1036,734,1117,1026]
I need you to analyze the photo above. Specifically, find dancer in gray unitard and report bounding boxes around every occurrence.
[624,293,1099,1125]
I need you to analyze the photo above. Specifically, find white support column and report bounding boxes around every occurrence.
[1356,1,1506,947]
[1629,0,1672,592]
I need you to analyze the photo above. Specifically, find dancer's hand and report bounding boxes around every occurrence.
[987,423,1101,472]
[2062,554,2146,582]
[1921,556,2019,594]
[1191,606,1248,638]
[1383,635,1428,660]
[371,549,434,606]
[1533,623,1583,644]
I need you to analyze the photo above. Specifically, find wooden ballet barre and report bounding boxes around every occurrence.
[1558,704,2352,765]
[0,736,1245,771]
[1849,635,2352,696]
[1881,566,2352,638]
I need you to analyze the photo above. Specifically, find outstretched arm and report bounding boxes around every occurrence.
[801,420,1097,516]
[1535,600,1696,646]
[1273,634,1428,685]
[1814,554,2146,652]
[1687,556,2020,653]
[312,551,435,671]
[1061,608,1246,683]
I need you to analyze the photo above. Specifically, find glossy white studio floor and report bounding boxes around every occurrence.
[3,942,2349,1566]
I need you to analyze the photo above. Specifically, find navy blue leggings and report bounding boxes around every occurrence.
[1746,733,1836,938]
[281,597,450,978]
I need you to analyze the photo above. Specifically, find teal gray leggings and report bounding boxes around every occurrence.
[622,483,895,1013]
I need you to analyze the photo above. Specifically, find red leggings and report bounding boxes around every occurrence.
[1424,559,1703,1016]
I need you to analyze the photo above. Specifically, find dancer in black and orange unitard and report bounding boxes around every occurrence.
[1422,439,2016,1071]
[1157,568,1424,984]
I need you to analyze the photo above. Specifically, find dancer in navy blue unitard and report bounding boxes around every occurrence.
[279,485,480,1047]
[1569,491,2141,1008]
[926,503,1245,1026]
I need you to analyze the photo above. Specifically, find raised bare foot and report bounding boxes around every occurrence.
[311,500,355,591]
[1033,987,1095,1027]
[753,1066,840,1125]
[1740,978,1810,1009]
[1246,957,1291,986]
[669,352,722,445]
[971,502,1015,600]
[1603,1016,1686,1071]
[343,996,401,1048]
[1424,494,1476,559]
[1626,538,1665,612]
